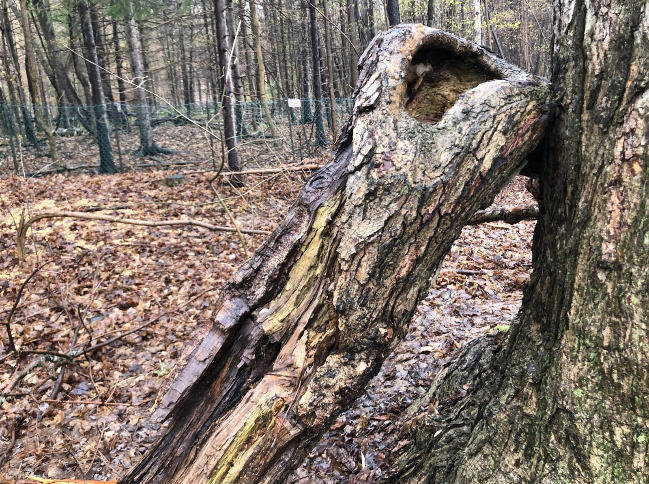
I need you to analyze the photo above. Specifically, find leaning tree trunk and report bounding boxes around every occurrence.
[378,1,649,482]
[120,26,549,484]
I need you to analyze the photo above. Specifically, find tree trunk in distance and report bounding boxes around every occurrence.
[307,0,327,146]
[17,0,58,161]
[426,0,434,27]
[31,0,94,134]
[119,25,549,484]
[248,0,278,144]
[321,0,338,141]
[226,0,248,138]
[112,20,129,130]
[378,0,649,482]
[0,4,38,144]
[386,0,400,26]
[125,15,172,157]
[213,0,242,181]
[347,0,359,89]
[78,0,116,174]
[471,0,482,44]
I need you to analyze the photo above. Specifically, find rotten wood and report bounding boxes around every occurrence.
[468,203,539,225]
[120,25,550,484]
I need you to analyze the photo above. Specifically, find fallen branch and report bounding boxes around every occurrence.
[16,211,272,261]
[467,204,539,225]
[217,164,322,176]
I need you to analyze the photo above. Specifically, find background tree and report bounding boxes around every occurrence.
[17,0,58,159]
[77,0,116,174]
[124,9,173,156]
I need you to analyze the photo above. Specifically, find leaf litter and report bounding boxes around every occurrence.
[0,160,535,483]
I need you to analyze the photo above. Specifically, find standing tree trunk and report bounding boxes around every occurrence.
[17,0,58,160]
[381,0,649,482]
[213,0,241,179]
[179,22,192,118]
[471,0,482,44]
[226,0,248,138]
[31,0,94,134]
[307,0,327,146]
[347,0,359,89]
[125,15,172,157]
[112,20,129,130]
[386,0,400,27]
[119,26,550,484]
[78,0,116,174]
[426,0,435,27]
[321,0,338,141]
[0,2,38,145]
[248,0,278,143]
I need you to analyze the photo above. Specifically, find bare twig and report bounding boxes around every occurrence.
[77,288,213,354]
[209,176,250,258]
[16,211,271,261]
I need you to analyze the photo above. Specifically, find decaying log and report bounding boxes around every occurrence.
[468,203,539,225]
[120,25,550,484]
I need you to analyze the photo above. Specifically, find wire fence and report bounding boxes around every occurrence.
[0,98,355,175]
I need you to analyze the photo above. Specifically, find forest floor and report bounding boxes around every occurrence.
[0,129,535,483]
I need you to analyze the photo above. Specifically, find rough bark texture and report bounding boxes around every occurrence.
[381,1,649,482]
[120,25,549,484]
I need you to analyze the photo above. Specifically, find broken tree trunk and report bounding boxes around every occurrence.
[120,25,550,484]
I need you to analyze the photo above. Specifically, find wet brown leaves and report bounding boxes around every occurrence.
[0,163,312,482]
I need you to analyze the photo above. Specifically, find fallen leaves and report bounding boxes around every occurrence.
[1,165,534,483]
[0,162,315,482]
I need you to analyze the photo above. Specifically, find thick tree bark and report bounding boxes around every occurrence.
[120,25,549,484]
[379,1,649,482]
